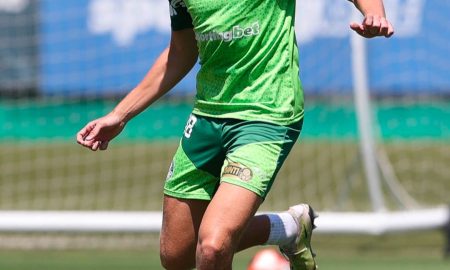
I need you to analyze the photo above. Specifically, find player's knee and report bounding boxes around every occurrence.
[197,237,230,263]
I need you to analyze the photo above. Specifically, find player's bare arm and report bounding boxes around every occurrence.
[349,0,394,38]
[76,29,198,151]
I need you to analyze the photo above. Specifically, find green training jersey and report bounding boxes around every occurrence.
[169,0,303,125]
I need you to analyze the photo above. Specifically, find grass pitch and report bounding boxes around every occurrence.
[0,231,448,269]
[0,233,449,270]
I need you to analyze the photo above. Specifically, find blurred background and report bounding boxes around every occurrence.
[0,0,449,269]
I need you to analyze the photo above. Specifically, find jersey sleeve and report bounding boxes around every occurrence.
[168,0,193,31]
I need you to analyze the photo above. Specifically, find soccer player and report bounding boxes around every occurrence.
[77,0,394,269]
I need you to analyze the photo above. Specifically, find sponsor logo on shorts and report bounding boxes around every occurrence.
[222,162,253,181]
[166,160,175,180]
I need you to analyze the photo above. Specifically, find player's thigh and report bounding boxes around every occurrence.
[160,195,209,265]
[197,182,263,250]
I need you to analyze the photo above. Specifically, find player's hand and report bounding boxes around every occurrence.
[350,14,394,38]
[76,113,126,151]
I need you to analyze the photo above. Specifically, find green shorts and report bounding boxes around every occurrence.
[164,114,302,200]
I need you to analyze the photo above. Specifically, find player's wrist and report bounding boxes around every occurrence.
[353,0,386,17]
[109,109,129,126]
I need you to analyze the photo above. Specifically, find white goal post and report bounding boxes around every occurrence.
[0,208,448,235]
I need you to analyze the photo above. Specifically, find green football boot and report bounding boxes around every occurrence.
[280,204,318,270]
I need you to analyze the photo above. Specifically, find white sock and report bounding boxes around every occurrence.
[265,212,299,246]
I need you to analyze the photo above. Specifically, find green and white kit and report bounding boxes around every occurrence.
[165,0,304,199]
